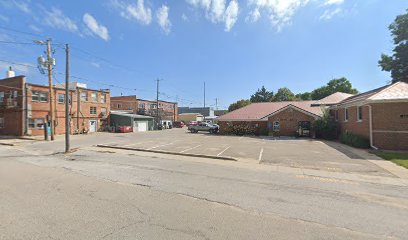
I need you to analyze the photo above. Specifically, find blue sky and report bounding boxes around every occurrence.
[0,0,406,109]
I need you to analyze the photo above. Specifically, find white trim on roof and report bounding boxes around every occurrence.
[261,104,322,120]
[217,119,268,122]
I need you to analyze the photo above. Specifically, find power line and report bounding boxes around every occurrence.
[0,25,45,38]
[0,40,38,45]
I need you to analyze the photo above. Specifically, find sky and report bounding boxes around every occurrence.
[0,0,406,109]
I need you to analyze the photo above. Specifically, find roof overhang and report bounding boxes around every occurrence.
[261,104,322,120]
[217,119,268,122]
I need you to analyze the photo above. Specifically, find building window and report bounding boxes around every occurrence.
[117,103,122,109]
[32,91,40,101]
[100,94,106,103]
[150,104,156,109]
[58,94,65,103]
[101,107,107,115]
[90,107,97,115]
[335,110,339,121]
[40,92,48,102]
[344,108,349,122]
[0,92,4,103]
[80,92,88,102]
[91,92,97,102]
[28,118,45,129]
[0,117,4,128]
[273,121,280,131]
[139,103,145,109]
[357,106,363,122]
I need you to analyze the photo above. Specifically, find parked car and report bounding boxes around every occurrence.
[187,121,198,127]
[188,122,219,133]
[173,121,185,128]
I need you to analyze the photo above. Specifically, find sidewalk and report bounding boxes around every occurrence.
[0,136,42,146]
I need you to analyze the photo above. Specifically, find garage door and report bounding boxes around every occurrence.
[134,121,147,132]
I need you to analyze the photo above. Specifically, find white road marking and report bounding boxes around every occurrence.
[122,141,152,147]
[217,146,231,156]
[179,144,202,153]
[258,147,264,161]
[147,142,174,150]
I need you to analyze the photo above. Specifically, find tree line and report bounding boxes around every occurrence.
[229,8,408,112]
[228,78,358,112]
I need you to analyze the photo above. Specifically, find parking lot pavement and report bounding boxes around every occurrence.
[84,128,397,178]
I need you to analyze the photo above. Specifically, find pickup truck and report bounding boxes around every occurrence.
[188,122,219,133]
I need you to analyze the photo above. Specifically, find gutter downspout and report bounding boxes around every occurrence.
[368,104,378,150]
[23,79,27,136]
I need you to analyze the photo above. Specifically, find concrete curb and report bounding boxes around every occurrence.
[96,144,238,162]
[0,143,15,146]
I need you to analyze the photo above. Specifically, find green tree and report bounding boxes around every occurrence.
[228,99,251,112]
[379,9,408,83]
[295,92,312,100]
[273,88,296,102]
[311,78,358,100]
[250,86,274,103]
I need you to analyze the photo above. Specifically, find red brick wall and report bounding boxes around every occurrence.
[268,108,317,136]
[111,96,138,113]
[218,121,267,135]
[334,103,408,150]
[371,102,408,150]
[335,106,370,139]
[27,85,110,136]
[0,76,25,136]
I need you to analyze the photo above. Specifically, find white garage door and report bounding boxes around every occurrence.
[134,121,148,132]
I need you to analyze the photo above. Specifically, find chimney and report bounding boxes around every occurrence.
[6,66,15,78]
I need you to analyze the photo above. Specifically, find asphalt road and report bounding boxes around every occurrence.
[20,129,395,177]
[1,137,408,239]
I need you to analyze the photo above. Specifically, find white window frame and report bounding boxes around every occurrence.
[80,92,88,102]
[344,108,349,122]
[28,118,45,129]
[0,92,4,103]
[31,91,40,102]
[91,92,97,102]
[100,94,106,103]
[39,92,48,102]
[357,106,363,122]
[58,94,65,104]
[0,117,4,128]
[90,106,97,115]
[273,121,280,131]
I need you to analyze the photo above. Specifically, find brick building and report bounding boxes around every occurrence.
[0,75,110,136]
[111,95,178,121]
[217,100,327,137]
[331,82,408,150]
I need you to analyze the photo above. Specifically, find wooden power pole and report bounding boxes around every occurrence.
[65,44,70,153]
[46,39,55,141]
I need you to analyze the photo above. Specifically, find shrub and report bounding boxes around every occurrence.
[339,132,370,148]
[225,124,255,136]
[314,118,337,140]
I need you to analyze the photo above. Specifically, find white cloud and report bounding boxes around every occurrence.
[224,0,239,31]
[91,62,101,68]
[28,24,42,33]
[156,5,171,34]
[247,0,346,31]
[83,13,110,41]
[0,15,9,23]
[324,0,344,5]
[112,0,152,25]
[0,61,35,76]
[186,0,240,32]
[248,0,310,31]
[320,8,342,20]
[13,0,31,14]
[44,8,78,33]
[182,13,189,21]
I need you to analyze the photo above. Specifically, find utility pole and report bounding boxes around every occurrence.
[46,39,55,141]
[156,79,160,129]
[204,81,206,109]
[65,44,70,153]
